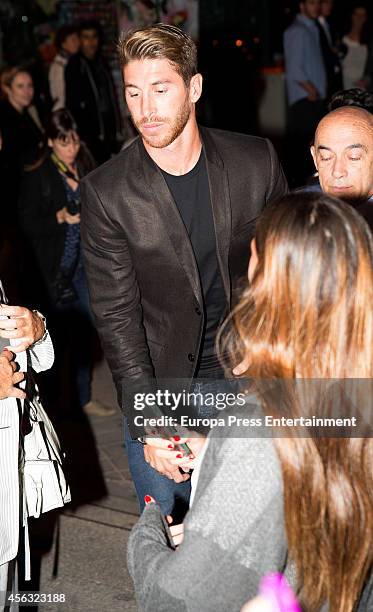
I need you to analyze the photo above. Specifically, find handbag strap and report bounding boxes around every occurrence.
[21,351,37,428]
[21,353,49,451]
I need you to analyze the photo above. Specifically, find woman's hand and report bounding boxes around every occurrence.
[241,596,272,612]
[0,306,45,353]
[65,211,80,225]
[56,207,67,224]
[232,357,250,376]
[167,435,206,470]
[144,496,185,547]
[143,437,192,482]
[56,207,80,225]
[144,434,207,476]
[0,350,25,399]
[166,515,184,547]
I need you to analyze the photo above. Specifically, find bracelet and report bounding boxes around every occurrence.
[32,310,48,345]
[137,437,148,445]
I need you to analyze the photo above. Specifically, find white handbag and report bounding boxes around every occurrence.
[23,396,71,518]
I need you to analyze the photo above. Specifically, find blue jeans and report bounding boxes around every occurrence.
[123,372,226,517]
[124,420,191,518]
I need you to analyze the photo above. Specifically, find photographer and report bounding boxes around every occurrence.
[18,109,113,418]
[0,282,54,605]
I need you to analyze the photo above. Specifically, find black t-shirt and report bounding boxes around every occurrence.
[161,152,227,374]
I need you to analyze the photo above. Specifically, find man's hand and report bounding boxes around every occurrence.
[307,88,318,102]
[144,437,191,482]
[0,350,25,399]
[299,80,319,102]
[143,435,207,480]
[0,305,45,353]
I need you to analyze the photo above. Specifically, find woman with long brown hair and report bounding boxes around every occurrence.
[126,192,373,612]
[228,190,373,610]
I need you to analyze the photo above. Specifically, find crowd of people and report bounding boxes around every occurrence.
[283,0,373,184]
[0,20,119,421]
[0,5,373,612]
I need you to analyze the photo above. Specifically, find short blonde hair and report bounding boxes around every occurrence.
[118,23,198,85]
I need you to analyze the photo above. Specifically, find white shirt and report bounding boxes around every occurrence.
[49,52,68,111]
[342,36,368,89]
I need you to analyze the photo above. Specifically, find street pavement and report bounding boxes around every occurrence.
[29,358,139,611]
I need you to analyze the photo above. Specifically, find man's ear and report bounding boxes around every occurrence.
[310,145,318,171]
[47,138,53,148]
[189,73,202,104]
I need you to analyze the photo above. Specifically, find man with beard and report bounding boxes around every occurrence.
[80,24,287,517]
[307,106,373,229]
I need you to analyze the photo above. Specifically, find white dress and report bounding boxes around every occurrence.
[342,35,368,89]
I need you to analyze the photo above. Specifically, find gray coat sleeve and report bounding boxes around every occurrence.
[127,434,287,612]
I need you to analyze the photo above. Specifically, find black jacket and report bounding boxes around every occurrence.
[65,52,121,162]
[0,100,43,217]
[81,127,288,413]
[18,157,67,292]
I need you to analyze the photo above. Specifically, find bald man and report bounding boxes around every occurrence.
[311,106,373,203]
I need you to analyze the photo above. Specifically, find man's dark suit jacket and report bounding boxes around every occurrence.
[80,126,288,411]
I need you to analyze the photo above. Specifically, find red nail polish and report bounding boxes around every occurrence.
[168,444,173,449]
[173,435,181,442]
[144,495,152,504]
[176,453,183,459]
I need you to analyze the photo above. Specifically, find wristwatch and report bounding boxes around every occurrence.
[137,437,148,445]
[32,310,48,345]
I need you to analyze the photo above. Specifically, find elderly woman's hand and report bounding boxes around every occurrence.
[0,350,25,399]
[0,305,45,353]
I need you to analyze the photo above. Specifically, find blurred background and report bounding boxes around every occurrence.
[1,0,371,139]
